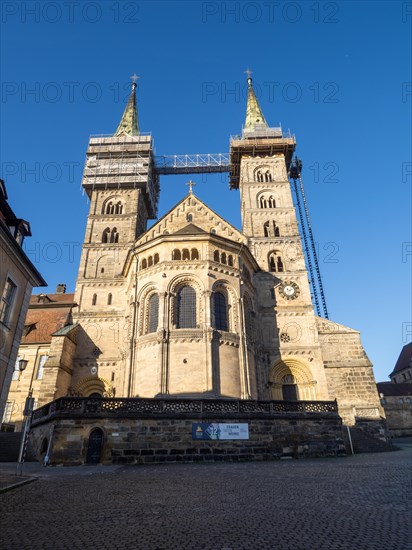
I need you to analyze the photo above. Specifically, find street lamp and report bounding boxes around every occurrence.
[18,359,28,372]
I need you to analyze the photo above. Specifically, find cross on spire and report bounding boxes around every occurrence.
[245,68,253,88]
[130,73,139,88]
[185,179,196,194]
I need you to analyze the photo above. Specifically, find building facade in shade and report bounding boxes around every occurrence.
[9,76,383,429]
[377,342,412,436]
[0,179,46,426]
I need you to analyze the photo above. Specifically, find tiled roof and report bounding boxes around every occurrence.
[390,342,412,376]
[29,293,75,306]
[377,382,412,396]
[174,223,208,236]
[22,293,75,344]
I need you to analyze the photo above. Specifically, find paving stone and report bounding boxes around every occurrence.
[0,448,411,549]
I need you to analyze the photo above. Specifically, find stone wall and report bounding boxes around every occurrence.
[28,397,345,465]
[317,318,384,424]
[380,396,412,437]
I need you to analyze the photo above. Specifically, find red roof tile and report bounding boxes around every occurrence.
[22,293,75,344]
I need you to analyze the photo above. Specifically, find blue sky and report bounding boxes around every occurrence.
[1,1,411,382]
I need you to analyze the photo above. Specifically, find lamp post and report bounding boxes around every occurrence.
[16,358,35,475]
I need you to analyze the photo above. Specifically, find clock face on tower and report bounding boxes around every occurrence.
[279,281,300,300]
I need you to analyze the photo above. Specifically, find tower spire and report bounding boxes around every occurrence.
[244,69,268,130]
[114,74,140,137]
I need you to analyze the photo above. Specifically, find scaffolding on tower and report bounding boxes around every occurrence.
[289,157,329,319]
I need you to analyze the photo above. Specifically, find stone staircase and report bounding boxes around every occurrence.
[0,432,36,462]
[343,427,399,454]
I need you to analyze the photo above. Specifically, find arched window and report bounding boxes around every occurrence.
[256,170,264,182]
[268,253,284,273]
[147,294,159,334]
[264,221,270,237]
[182,249,190,260]
[107,293,112,305]
[191,248,199,260]
[172,249,181,260]
[110,228,119,243]
[269,256,276,272]
[228,255,233,267]
[154,253,159,264]
[265,170,272,182]
[177,286,196,328]
[221,252,227,265]
[148,256,153,267]
[141,258,147,270]
[213,250,220,262]
[274,222,280,237]
[102,228,110,243]
[268,196,276,208]
[259,196,267,208]
[92,294,97,306]
[115,202,123,214]
[187,214,193,222]
[105,201,114,215]
[212,292,228,331]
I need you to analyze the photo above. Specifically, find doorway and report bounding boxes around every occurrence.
[86,428,103,464]
[282,374,298,401]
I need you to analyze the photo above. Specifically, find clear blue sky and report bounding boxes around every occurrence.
[1,1,411,382]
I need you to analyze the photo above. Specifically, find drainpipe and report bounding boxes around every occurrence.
[239,294,251,400]
[237,243,251,400]
[127,253,139,397]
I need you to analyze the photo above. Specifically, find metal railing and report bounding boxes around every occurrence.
[155,153,231,175]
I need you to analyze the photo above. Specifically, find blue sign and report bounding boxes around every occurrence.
[192,423,249,440]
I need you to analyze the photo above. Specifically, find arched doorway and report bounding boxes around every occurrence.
[269,359,317,401]
[86,428,103,464]
[71,376,114,398]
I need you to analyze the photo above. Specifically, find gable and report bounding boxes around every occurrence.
[135,193,246,247]
[315,316,360,334]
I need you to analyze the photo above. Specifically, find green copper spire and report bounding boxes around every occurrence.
[114,74,140,137]
[244,69,268,130]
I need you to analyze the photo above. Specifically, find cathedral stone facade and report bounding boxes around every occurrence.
[9,76,386,462]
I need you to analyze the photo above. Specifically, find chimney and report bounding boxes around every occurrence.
[56,284,66,294]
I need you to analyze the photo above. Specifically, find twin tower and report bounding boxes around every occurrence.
[46,75,381,426]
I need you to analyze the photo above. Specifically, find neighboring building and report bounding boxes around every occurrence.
[389,342,412,384]
[3,286,76,431]
[377,343,412,436]
[24,75,383,431]
[0,179,46,427]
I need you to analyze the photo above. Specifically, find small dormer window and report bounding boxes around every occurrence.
[15,230,23,245]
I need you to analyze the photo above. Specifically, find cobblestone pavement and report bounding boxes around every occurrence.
[0,448,411,550]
